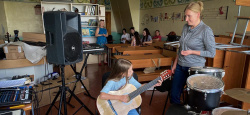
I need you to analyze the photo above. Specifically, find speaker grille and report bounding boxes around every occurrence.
[64,32,82,62]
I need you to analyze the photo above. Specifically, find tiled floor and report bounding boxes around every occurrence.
[38,64,170,115]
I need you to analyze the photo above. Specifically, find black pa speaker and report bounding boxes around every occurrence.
[43,11,83,65]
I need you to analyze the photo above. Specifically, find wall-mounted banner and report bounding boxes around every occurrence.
[1,0,41,2]
[140,0,211,9]
[97,0,111,11]
[153,0,163,8]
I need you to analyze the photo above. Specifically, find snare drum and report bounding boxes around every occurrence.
[189,67,225,79]
[187,74,224,111]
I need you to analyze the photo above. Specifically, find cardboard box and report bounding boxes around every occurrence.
[0,39,4,44]
[3,45,23,53]
[76,60,86,77]
[5,52,25,60]
[64,65,75,79]
[69,77,89,95]
[4,45,25,60]
[35,77,89,107]
[22,32,46,42]
[58,63,85,79]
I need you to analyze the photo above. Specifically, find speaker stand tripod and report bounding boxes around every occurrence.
[67,53,95,108]
[46,65,93,115]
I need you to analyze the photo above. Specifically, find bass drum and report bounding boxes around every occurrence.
[189,67,225,79]
[187,74,224,111]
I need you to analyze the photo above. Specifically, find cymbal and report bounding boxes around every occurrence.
[225,88,250,103]
[221,110,247,115]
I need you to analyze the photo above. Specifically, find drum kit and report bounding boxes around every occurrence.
[186,67,250,115]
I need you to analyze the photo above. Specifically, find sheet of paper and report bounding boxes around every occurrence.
[0,78,26,88]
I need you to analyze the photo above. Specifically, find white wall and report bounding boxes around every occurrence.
[140,0,250,36]
[128,0,140,32]
[4,1,43,37]
[111,9,117,32]
[0,64,53,84]
[0,1,7,39]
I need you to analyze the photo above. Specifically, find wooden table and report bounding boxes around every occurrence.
[106,44,130,67]
[115,46,162,55]
[147,41,166,48]
[114,54,173,69]
[135,69,169,82]
[227,32,250,39]
[0,59,44,69]
[200,36,250,110]
[114,54,173,82]
[23,104,32,115]
[0,103,32,115]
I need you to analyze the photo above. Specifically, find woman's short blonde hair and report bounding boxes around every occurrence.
[99,19,105,27]
[185,1,204,13]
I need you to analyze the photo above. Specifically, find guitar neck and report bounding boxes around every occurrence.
[128,77,161,100]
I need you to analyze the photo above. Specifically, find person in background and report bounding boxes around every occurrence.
[170,1,216,105]
[95,19,108,66]
[131,32,141,46]
[152,30,162,41]
[121,28,130,44]
[167,31,177,42]
[130,27,135,40]
[141,28,152,45]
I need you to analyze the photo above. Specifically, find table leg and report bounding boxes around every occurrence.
[107,48,110,67]
[109,48,111,67]
[110,48,112,67]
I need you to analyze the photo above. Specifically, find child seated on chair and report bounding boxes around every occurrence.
[152,30,162,41]
[131,32,142,46]
[99,59,162,115]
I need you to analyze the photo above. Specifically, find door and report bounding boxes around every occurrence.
[105,12,111,35]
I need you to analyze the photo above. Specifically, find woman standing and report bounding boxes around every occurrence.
[170,1,216,104]
[95,19,108,66]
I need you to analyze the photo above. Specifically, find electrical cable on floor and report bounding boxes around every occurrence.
[33,87,40,115]
[49,74,52,115]
[32,58,59,115]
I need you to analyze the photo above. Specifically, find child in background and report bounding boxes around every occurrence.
[131,32,141,46]
[152,30,162,41]
[142,28,152,45]
[129,27,135,40]
[121,28,130,44]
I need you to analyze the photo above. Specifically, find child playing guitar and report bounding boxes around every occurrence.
[97,59,163,115]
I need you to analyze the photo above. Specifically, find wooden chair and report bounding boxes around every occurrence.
[230,0,250,45]
[106,35,113,44]
[149,79,172,115]
[149,80,187,115]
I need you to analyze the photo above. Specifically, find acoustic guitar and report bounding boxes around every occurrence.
[96,70,172,115]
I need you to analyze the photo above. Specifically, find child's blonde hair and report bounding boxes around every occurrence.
[106,59,132,85]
